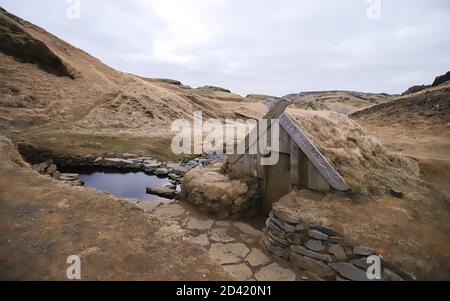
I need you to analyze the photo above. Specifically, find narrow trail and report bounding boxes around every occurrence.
[132,199,319,281]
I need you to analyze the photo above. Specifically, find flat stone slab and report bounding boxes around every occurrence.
[209,243,250,265]
[353,246,374,256]
[153,204,186,218]
[329,244,347,261]
[222,264,254,281]
[189,234,210,248]
[234,222,262,237]
[291,245,333,263]
[305,239,324,252]
[272,204,302,224]
[308,229,329,241]
[146,186,176,199]
[216,221,232,227]
[329,262,370,281]
[291,253,334,278]
[246,248,270,267]
[186,218,214,231]
[254,263,296,281]
[209,228,235,243]
[136,201,161,212]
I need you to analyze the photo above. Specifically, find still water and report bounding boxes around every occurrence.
[80,171,174,202]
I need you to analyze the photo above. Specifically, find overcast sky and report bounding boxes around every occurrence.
[1,0,449,96]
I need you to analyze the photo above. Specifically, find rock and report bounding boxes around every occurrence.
[353,246,374,256]
[310,225,339,237]
[329,262,370,281]
[269,213,296,233]
[296,224,306,232]
[290,253,334,277]
[167,163,190,175]
[254,263,296,281]
[267,244,290,260]
[389,188,404,199]
[305,239,324,252]
[209,243,250,265]
[146,186,176,199]
[183,162,258,217]
[209,228,235,243]
[198,85,231,93]
[66,180,84,186]
[45,164,57,175]
[222,264,254,281]
[189,234,210,248]
[168,173,183,181]
[216,221,232,227]
[186,218,214,231]
[143,160,162,173]
[272,204,301,224]
[291,245,333,263]
[402,85,430,96]
[382,268,405,281]
[59,173,83,186]
[59,173,80,181]
[136,201,161,212]
[328,244,347,261]
[52,170,61,179]
[33,160,52,174]
[246,248,270,267]
[234,222,262,237]
[286,233,304,245]
[164,183,177,190]
[267,231,289,247]
[153,204,186,218]
[350,258,371,270]
[266,219,285,238]
[154,168,170,177]
[308,229,329,241]
[432,70,450,87]
[122,153,138,159]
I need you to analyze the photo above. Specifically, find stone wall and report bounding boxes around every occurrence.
[260,203,413,281]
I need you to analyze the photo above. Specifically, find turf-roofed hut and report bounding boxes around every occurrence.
[228,99,350,213]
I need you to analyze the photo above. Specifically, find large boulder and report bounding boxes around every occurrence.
[432,71,450,87]
[182,161,259,219]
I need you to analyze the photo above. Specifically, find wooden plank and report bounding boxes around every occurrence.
[229,99,289,164]
[298,147,309,188]
[308,161,331,192]
[256,152,265,179]
[263,153,291,214]
[290,139,300,186]
[262,99,290,120]
[279,127,290,154]
[279,112,350,191]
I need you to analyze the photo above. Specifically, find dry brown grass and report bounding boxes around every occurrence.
[287,108,447,203]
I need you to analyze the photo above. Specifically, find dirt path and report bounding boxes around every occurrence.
[0,138,230,280]
[0,137,312,281]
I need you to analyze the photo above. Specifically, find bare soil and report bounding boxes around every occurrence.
[0,137,229,280]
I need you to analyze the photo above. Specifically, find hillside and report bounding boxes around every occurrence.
[285,90,394,115]
[0,7,267,159]
[352,80,450,195]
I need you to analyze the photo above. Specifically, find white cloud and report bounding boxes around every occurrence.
[0,0,449,95]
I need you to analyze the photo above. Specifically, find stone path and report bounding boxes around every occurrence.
[131,200,319,281]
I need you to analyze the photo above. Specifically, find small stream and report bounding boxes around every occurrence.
[79,171,176,202]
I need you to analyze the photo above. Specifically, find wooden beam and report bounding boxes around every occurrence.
[290,139,300,186]
[229,99,290,165]
[279,112,350,191]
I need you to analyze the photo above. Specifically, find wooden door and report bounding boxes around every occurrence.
[262,153,292,215]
